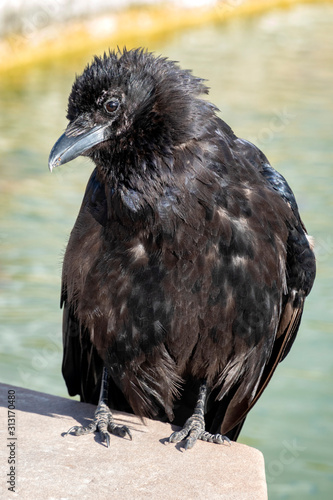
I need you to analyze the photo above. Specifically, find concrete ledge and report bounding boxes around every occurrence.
[0,383,267,499]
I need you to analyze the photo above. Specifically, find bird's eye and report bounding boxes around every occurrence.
[104,99,119,114]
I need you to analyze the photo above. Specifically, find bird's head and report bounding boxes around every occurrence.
[48,48,211,175]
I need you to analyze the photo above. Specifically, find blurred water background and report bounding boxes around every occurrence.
[0,3,332,499]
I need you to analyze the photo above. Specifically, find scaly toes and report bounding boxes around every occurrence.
[64,402,132,446]
[168,414,205,448]
[109,421,132,440]
[168,415,231,449]
[199,431,231,445]
[65,421,97,436]
[65,421,111,446]
[168,427,190,444]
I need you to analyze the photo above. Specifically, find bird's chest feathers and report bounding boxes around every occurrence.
[65,161,286,360]
[65,174,213,353]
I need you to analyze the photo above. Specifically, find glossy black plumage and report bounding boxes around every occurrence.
[49,48,316,445]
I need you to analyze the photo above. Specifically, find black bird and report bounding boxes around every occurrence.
[49,48,315,449]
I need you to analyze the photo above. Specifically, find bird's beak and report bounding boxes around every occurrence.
[48,123,111,171]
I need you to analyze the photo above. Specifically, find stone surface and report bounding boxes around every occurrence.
[0,383,267,499]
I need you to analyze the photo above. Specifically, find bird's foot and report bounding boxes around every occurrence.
[168,414,230,450]
[65,401,132,447]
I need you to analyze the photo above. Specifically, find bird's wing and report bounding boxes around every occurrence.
[216,278,306,441]
[206,304,304,440]
[61,169,104,404]
[62,297,103,404]
[62,295,133,411]
[207,142,316,439]
[61,169,134,412]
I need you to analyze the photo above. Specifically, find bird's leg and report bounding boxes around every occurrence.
[65,367,132,447]
[168,381,230,450]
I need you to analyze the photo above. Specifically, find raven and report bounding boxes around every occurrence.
[49,48,315,449]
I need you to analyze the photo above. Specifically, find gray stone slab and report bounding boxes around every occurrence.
[0,383,267,499]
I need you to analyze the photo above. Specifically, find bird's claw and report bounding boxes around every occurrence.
[64,401,131,446]
[108,422,132,440]
[65,419,98,436]
[199,431,231,445]
[65,419,112,447]
[168,414,230,449]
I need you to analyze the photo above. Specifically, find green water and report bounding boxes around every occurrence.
[1,4,332,498]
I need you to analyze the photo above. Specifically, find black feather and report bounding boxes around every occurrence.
[51,48,316,441]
